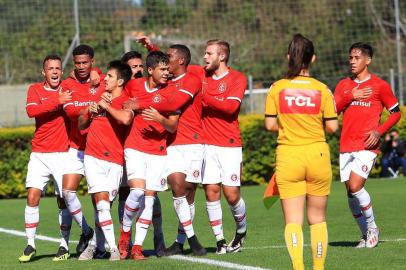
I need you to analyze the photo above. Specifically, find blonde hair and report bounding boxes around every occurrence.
[206,39,230,63]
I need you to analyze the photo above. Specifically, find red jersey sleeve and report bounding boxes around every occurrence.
[333,79,354,114]
[26,84,60,118]
[376,81,401,135]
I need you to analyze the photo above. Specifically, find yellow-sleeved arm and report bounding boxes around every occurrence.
[322,88,337,120]
[265,85,277,117]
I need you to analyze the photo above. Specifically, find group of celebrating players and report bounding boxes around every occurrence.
[19,33,400,270]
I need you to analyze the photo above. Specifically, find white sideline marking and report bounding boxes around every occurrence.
[0,227,271,270]
[169,255,271,270]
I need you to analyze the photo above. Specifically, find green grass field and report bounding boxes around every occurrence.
[0,178,405,270]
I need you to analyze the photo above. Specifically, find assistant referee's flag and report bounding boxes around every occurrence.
[263,173,279,209]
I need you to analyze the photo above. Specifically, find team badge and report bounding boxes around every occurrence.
[218,82,226,93]
[362,165,368,172]
[112,189,117,197]
[153,94,162,103]
[89,87,97,95]
[160,178,166,186]
[193,170,200,178]
[231,174,238,181]
[174,199,182,210]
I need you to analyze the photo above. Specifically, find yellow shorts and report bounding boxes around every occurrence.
[275,142,332,199]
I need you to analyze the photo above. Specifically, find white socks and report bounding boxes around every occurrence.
[24,205,39,248]
[229,198,247,234]
[351,188,377,229]
[206,200,224,241]
[63,190,91,235]
[96,200,116,249]
[134,195,154,246]
[122,188,144,232]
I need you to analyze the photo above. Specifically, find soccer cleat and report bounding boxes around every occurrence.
[52,246,70,261]
[188,235,207,256]
[76,227,94,256]
[118,229,131,259]
[366,227,380,248]
[94,248,110,259]
[227,231,246,253]
[109,248,120,261]
[162,241,184,256]
[355,236,367,248]
[154,232,166,257]
[78,244,96,261]
[18,245,36,263]
[216,239,227,255]
[131,245,146,260]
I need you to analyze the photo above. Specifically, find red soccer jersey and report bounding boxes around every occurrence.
[61,77,105,151]
[166,72,204,146]
[125,78,173,155]
[334,74,399,152]
[190,66,247,147]
[26,83,69,152]
[85,92,130,165]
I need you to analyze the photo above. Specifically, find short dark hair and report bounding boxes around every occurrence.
[121,51,142,64]
[42,54,62,69]
[206,39,230,63]
[73,44,95,58]
[349,42,373,58]
[146,51,169,70]
[107,60,132,86]
[169,44,191,66]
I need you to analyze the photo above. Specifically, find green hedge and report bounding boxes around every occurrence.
[1,109,405,198]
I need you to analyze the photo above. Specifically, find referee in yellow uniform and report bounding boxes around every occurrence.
[265,34,338,270]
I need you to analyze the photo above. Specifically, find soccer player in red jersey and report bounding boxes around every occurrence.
[19,55,73,262]
[76,60,133,261]
[121,51,144,79]
[61,45,104,257]
[334,43,401,248]
[118,51,179,260]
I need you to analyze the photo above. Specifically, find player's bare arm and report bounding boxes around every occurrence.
[141,106,179,133]
[78,105,96,130]
[98,99,134,126]
[264,116,278,132]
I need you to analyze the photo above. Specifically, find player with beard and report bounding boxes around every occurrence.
[19,55,72,262]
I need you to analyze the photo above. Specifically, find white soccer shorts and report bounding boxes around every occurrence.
[202,145,242,187]
[84,155,123,201]
[63,147,85,176]
[25,152,68,197]
[124,148,168,191]
[166,144,205,183]
[340,151,377,182]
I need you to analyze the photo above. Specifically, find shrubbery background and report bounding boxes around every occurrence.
[1,109,405,198]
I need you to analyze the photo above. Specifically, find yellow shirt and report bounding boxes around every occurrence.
[265,76,337,146]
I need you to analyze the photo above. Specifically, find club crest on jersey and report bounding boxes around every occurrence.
[89,87,98,95]
[153,94,162,103]
[193,170,200,179]
[279,89,321,114]
[218,82,226,93]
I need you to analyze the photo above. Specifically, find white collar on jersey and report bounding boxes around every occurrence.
[43,84,61,92]
[354,74,371,84]
[172,73,186,82]
[144,81,160,93]
[212,70,229,80]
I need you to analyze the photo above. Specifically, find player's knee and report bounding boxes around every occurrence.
[347,182,363,193]
[27,193,40,206]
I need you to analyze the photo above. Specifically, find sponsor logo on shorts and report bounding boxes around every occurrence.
[231,174,238,181]
[193,170,200,178]
[111,189,117,197]
[362,165,368,172]
[161,178,166,186]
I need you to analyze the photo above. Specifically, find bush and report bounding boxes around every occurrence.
[1,108,405,198]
